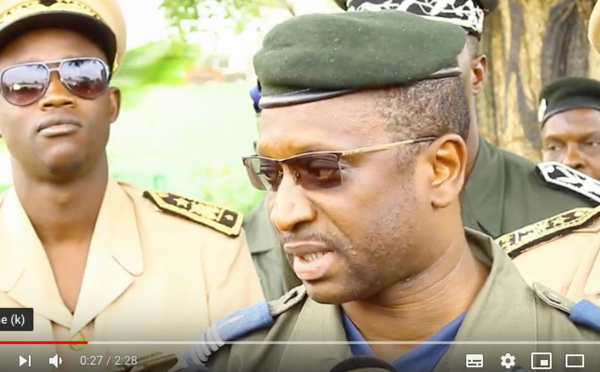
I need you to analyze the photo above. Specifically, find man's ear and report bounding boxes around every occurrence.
[424,134,468,208]
[109,87,121,123]
[471,54,487,95]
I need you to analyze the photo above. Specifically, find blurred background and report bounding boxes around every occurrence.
[0,0,339,214]
[1,0,599,214]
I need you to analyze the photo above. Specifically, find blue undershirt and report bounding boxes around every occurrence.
[342,312,466,372]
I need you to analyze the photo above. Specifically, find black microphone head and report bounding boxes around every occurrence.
[329,356,397,372]
[509,367,529,372]
[174,366,214,372]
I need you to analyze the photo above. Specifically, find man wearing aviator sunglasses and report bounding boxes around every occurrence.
[185,9,600,372]
[0,0,264,370]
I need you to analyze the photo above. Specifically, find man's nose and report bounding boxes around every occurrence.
[38,72,75,110]
[269,170,317,232]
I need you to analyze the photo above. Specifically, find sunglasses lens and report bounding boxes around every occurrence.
[243,157,282,191]
[59,58,109,99]
[289,154,342,190]
[1,64,48,106]
[243,153,343,191]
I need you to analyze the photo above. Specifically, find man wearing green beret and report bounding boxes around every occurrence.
[332,0,599,239]
[539,77,600,182]
[184,10,600,372]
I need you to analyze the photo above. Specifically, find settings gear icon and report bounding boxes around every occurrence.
[500,353,516,369]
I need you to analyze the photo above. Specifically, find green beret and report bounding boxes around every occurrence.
[333,0,499,37]
[538,77,600,126]
[255,10,465,108]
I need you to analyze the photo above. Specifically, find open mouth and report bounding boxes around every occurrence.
[293,251,334,281]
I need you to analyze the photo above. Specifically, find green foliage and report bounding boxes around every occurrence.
[159,0,291,36]
[111,40,200,108]
[194,164,264,214]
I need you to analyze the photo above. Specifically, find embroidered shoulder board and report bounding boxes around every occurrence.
[143,190,243,237]
[495,207,600,259]
[537,161,600,205]
[185,286,307,367]
[532,282,600,333]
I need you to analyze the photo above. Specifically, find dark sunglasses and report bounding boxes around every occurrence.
[242,137,436,191]
[0,57,110,106]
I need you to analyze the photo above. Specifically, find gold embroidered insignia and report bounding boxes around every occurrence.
[495,207,600,259]
[143,191,243,237]
[0,0,101,26]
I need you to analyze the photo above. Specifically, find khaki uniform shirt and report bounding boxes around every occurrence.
[496,206,600,306]
[462,137,596,238]
[201,229,600,372]
[0,180,264,371]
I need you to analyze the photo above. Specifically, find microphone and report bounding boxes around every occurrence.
[174,367,214,372]
[329,356,397,372]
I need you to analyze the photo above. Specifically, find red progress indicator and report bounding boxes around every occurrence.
[0,341,88,344]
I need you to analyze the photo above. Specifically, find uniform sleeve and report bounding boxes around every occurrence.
[206,229,265,324]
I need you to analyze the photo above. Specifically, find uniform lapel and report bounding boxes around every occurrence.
[439,229,537,371]
[0,188,72,329]
[70,180,143,334]
[577,223,600,297]
[279,298,351,370]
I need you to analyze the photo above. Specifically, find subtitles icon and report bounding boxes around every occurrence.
[565,354,585,368]
[531,352,552,370]
[466,354,483,368]
[18,355,31,367]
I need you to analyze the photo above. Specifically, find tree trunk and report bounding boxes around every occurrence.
[477,0,596,161]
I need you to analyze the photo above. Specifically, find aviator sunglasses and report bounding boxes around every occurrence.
[242,136,436,191]
[0,57,110,106]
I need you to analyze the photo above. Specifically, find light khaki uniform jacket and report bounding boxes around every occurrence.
[0,180,264,371]
[496,205,600,306]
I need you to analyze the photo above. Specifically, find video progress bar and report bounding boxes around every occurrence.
[0,341,88,345]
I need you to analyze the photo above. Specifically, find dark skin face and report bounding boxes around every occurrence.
[0,28,120,184]
[258,90,472,305]
[541,108,600,180]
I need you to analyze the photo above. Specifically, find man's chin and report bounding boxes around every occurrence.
[304,283,355,305]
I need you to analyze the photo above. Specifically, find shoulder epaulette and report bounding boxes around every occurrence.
[142,190,243,237]
[185,286,307,367]
[495,206,600,259]
[537,161,600,205]
[532,282,600,334]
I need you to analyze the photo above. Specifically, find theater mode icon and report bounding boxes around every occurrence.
[565,354,585,368]
[466,354,483,368]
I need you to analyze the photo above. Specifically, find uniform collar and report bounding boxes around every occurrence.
[0,180,143,332]
[243,198,279,254]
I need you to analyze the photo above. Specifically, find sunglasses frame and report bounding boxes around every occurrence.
[242,136,437,191]
[0,57,111,106]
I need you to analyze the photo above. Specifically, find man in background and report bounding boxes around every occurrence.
[539,77,600,181]
[333,0,600,238]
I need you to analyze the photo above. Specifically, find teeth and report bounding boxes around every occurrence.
[301,252,325,262]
